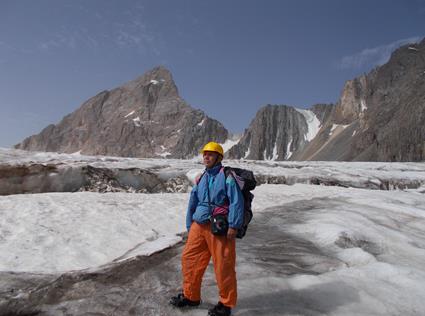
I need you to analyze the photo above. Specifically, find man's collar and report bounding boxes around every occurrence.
[206,163,223,174]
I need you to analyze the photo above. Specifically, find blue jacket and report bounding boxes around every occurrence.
[186,163,244,231]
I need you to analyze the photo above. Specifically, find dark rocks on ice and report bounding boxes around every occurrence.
[335,232,383,257]
[0,163,192,195]
[1,159,424,196]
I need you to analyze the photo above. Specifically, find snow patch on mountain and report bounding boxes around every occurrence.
[155,145,171,158]
[132,117,141,127]
[220,137,241,154]
[272,142,279,160]
[361,99,367,112]
[285,138,293,159]
[158,152,171,158]
[295,108,321,142]
[264,142,279,161]
[330,124,350,136]
[244,147,251,159]
[124,110,135,118]
[197,118,206,126]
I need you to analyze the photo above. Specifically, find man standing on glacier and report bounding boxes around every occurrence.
[170,141,244,316]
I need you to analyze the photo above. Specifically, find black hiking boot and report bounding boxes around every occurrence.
[208,302,232,316]
[169,292,201,308]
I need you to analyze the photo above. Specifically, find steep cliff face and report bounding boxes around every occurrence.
[348,39,425,161]
[333,75,369,124]
[227,105,321,161]
[15,66,228,158]
[308,39,425,162]
[310,103,335,125]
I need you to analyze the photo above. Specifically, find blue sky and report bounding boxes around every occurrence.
[0,0,424,147]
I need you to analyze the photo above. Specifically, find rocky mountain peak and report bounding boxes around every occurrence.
[15,66,228,158]
[123,65,179,99]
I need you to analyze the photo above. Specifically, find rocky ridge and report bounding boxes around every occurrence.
[229,38,425,161]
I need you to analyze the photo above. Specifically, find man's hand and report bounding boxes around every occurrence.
[227,228,237,240]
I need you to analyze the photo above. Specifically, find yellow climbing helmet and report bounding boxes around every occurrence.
[200,142,224,156]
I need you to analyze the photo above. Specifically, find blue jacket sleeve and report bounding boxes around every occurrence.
[226,177,244,229]
[186,184,199,231]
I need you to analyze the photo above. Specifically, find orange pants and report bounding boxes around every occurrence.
[182,222,237,307]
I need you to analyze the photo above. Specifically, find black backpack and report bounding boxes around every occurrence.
[223,167,256,239]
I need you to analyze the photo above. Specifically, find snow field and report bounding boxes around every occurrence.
[0,192,189,273]
[2,148,425,315]
[243,184,425,315]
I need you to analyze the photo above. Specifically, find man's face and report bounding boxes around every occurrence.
[203,151,220,168]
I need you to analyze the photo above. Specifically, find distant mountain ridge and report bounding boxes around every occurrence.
[16,38,425,161]
[229,38,425,162]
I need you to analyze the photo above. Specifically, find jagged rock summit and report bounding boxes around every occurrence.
[15,66,228,158]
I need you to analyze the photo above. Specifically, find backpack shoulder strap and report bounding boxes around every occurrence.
[195,170,207,185]
[223,166,233,178]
